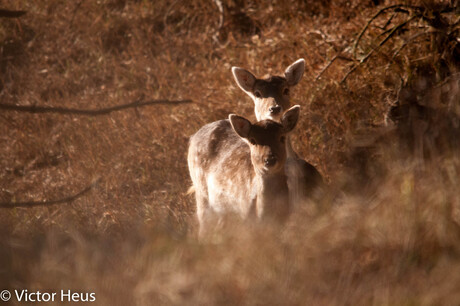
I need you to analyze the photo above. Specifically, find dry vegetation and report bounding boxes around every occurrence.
[0,0,459,305]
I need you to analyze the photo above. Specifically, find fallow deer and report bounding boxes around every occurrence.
[188,106,300,238]
[231,59,323,203]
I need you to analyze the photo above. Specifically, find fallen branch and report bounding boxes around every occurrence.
[0,179,99,208]
[0,99,192,116]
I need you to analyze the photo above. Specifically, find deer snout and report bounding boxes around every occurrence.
[269,105,282,115]
[264,154,277,167]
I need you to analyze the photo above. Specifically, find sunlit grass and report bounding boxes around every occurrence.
[0,0,459,305]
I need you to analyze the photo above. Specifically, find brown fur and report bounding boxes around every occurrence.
[252,76,291,122]
[188,107,300,238]
[232,59,324,204]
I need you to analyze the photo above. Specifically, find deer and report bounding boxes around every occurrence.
[188,105,300,238]
[231,59,323,204]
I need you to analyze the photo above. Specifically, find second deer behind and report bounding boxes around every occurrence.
[232,59,324,204]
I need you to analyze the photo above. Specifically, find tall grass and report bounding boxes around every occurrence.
[0,0,459,305]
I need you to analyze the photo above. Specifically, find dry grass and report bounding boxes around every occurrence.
[0,0,459,305]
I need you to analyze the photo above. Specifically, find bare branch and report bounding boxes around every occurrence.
[340,65,359,85]
[380,12,397,30]
[0,9,26,18]
[343,16,417,84]
[391,31,438,60]
[315,55,340,81]
[0,179,99,208]
[0,99,192,116]
[352,4,420,58]
[315,53,353,81]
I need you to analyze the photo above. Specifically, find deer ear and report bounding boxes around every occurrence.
[284,59,305,86]
[232,67,256,93]
[229,114,252,139]
[281,105,300,133]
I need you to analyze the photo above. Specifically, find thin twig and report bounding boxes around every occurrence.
[315,53,352,81]
[367,16,417,61]
[391,31,437,60]
[380,12,397,30]
[352,4,419,58]
[315,55,340,81]
[0,179,100,208]
[0,99,192,115]
[343,16,417,84]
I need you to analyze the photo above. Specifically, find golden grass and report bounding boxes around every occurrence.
[1,0,459,305]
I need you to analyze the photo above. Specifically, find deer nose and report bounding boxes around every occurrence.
[264,155,277,167]
[269,105,282,114]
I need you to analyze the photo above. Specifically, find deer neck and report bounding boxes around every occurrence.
[254,171,290,221]
[285,135,299,159]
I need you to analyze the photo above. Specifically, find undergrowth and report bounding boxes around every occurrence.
[0,0,459,305]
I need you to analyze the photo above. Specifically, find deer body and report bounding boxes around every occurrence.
[188,106,300,237]
[232,59,323,203]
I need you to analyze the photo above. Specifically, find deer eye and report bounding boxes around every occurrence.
[283,88,289,95]
[249,137,257,145]
[254,91,262,98]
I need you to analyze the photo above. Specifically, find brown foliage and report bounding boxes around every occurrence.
[0,0,459,304]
